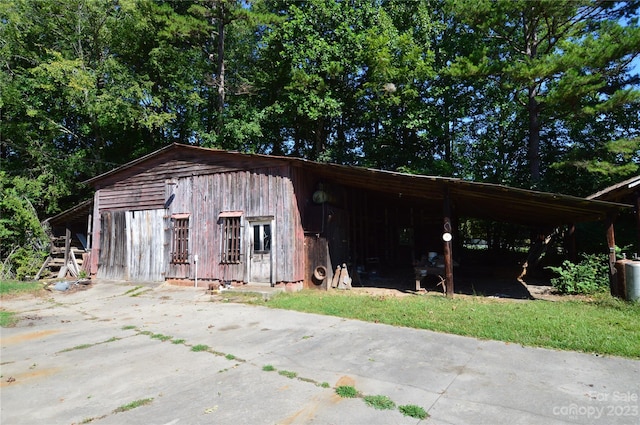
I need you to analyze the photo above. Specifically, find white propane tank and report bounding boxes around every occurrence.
[625,260,640,302]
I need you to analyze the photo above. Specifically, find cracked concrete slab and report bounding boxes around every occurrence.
[1,281,639,425]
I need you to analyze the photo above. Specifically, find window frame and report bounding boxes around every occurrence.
[170,215,190,264]
[220,213,243,264]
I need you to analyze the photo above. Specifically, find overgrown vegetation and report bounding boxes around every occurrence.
[265,291,640,358]
[363,395,396,410]
[113,398,153,413]
[278,370,298,379]
[0,310,18,327]
[191,344,209,352]
[547,253,610,295]
[399,404,428,419]
[335,385,359,398]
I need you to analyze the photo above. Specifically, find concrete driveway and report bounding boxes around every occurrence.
[1,282,639,425]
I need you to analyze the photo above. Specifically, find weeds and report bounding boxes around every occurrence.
[335,385,359,398]
[191,344,209,352]
[150,333,172,342]
[278,370,297,379]
[363,395,396,410]
[398,404,428,419]
[113,398,153,413]
[262,364,276,372]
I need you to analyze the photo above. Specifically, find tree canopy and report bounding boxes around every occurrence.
[1,0,639,275]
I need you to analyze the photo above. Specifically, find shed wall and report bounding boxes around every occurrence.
[91,158,305,284]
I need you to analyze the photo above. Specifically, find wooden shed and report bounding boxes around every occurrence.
[84,143,630,293]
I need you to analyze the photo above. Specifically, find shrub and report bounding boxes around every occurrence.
[546,253,609,295]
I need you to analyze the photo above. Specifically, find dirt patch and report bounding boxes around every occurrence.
[0,367,62,388]
[0,329,61,345]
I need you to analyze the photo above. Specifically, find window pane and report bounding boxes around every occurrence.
[263,224,271,251]
[254,225,261,252]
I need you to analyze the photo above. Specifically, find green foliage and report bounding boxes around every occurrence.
[0,280,42,295]
[546,254,610,295]
[0,174,49,280]
[0,311,18,327]
[278,370,297,379]
[113,398,154,413]
[363,395,396,410]
[335,385,359,398]
[262,364,276,372]
[398,404,428,419]
[191,344,209,352]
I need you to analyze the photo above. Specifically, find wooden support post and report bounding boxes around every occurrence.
[443,189,454,298]
[635,191,640,255]
[567,224,577,263]
[605,213,618,297]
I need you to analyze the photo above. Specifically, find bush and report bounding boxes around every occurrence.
[546,253,610,295]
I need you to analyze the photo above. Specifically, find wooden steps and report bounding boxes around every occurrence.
[35,233,87,280]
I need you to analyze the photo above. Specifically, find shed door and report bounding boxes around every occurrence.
[249,221,272,285]
[126,209,165,282]
[98,210,127,280]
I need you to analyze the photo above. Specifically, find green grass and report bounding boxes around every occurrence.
[278,370,297,379]
[0,311,18,327]
[398,404,428,419]
[191,344,209,352]
[363,395,396,410]
[113,398,153,413]
[265,291,640,358]
[0,280,42,296]
[335,385,359,398]
[262,364,276,372]
[150,333,172,342]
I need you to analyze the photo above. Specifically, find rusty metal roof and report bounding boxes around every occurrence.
[84,143,630,227]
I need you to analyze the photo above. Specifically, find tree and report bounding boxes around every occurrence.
[449,0,640,189]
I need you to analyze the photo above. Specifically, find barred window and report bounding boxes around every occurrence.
[221,216,242,263]
[171,217,189,264]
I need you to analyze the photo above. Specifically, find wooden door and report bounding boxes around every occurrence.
[249,221,272,285]
[97,210,127,280]
[126,209,165,282]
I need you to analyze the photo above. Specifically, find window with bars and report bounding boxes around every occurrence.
[171,217,189,264]
[221,216,242,263]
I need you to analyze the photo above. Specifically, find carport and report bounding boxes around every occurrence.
[296,160,632,296]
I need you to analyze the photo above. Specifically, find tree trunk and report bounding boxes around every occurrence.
[216,2,226,136]
[527,85,541,185]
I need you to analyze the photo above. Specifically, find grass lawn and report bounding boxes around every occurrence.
[264,290,640,359]
[0,280,44,327]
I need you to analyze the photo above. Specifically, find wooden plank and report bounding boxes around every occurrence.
[34,257,52,280]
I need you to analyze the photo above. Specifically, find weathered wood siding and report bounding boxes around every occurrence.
[97,210,127,280]
[126,209,165,281]
[165,166,305,283]
[91,149,307,284]
[96,209,165,281]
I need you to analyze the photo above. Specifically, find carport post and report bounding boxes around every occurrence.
[605,212,618,296]
[443,189,454,298]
